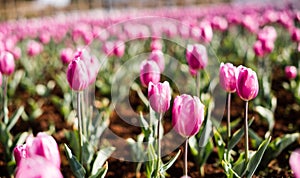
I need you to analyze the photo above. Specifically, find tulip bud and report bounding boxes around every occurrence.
[236,66,259,101]
[27,40,43,57]
[60,48,74,64]
[67,57,89,91]
[148,50,165,72]
[289,149,300,178]
[285,66,297,80]
[0,51,15,75]
[148,81,171,113]
[219,63,237,93]
[172,94,205,137]
[113,40,125,57]
[15,156,63,178]
[26,132,61,168]
[140,60,160,87]
[186,44,208,71]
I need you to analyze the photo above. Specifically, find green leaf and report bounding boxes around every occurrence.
[160,149,181,173]
[214,130,225,161]
[91,147,115,175]
[254,106,274,136]
[245,137,271,178]
[248,129,263,149]
[89,162,108,178]
[64,144,86,178]
[260,133,300,167]
[7,106,24,132]
[232,153,246,176]
[228,118,254,150]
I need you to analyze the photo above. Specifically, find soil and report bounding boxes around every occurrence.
[0,65,299,178]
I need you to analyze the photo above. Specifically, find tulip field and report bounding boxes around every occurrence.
[1,1,300,178]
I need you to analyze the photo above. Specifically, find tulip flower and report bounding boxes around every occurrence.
[236,65,259,162]
[186,44,208,71]
[219,62,237,93]
[291,28,300,42]
[0,51,15,75]
[113,40,125,57]
[200,21,213,43]
[60,48,74,64]
[140,60,160,87]
[289,149,300,178]
[150,39,162,51]
[148,50,165,72]
[15,156,63,178]
[13,132,61,169]
[172,94,204,138]
[148,81,171,113]
[27,40,43,57]
[66,57,89,91]
[285,66,297,80]
[236,66,259,101]
[172,94,204,178]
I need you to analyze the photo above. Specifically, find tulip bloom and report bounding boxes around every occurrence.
[67,57,89,91]
[285,66,297,80]
[148,81,171,113]
[140,60,160,87]
[148,50,165,72]
[236,66,259,101]
[172,94,204,137]
[186,44,208,71]
[27,40,43,57]
[113,40,125,57]
[14,132,61,169]
[0,51,15,75]
[219,63,237,93]
[15,156,63,178]
[289,149,300,178]
[150,39,162,51]
[60,48,74,64]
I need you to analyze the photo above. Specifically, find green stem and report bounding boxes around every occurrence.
[184,138,189,177]
[77,92,83,164]
[156,113,163,177]
[226,92,231,160]
[196,71,200,97]
[244,101,249,162]
[3,76,8,124]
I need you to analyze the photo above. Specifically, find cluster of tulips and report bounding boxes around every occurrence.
[0,1,299,178]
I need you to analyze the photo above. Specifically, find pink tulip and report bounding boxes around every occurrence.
[172,94,204,137]
[150,39,162,51]
[200,21,213,43]
[10,47,21,60]
[60,48,74,64]
[113,40,125,57]
[219,63,237,93]
[102,41,114,57]
[27,40,43,57]
[289,148,300,178]
[253,40,265,57]
[13,145,27,167]
[0,51,15,75]
[140,60,161,87]
[148,50,165,72]
[211,16,228,31]
[186,44,208,71]
[148,81,171,113]
[291,28,300,42]
[236,66,259,101]
[285,66,297,80]
[67,57,89,91]
[15,156,63,178]
[257,26,277,43]
[189,67,197,77]
[79,49,100,85]
[39,32,51,44]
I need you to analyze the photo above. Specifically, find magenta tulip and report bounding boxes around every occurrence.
[289,148,300,178]
[172,94,205,137]
[219,63,237,93]
[148,50,165,72]
[140,60,161,87]
[60,48,74,64]
[200,21,213,43]
[236,66,259,101]
[253,40,265,57]
[0,51,15,75]
[285,66,297,80]
[13,145,27,167]
[113,40,125,57]
[148,81,171,113]
[291,28,300,42]
[27,40,43,57]
[186,44,208,71]
[15,156,63,178]
[67,57,89,91]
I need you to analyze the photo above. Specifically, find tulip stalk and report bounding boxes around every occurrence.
[2,76,8,124]
[184,137,189,178]
[226,92,231,160]
[196,72,200,97]
[77,92,83,164]
[156,112,163,177]
[244,101,249,162]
